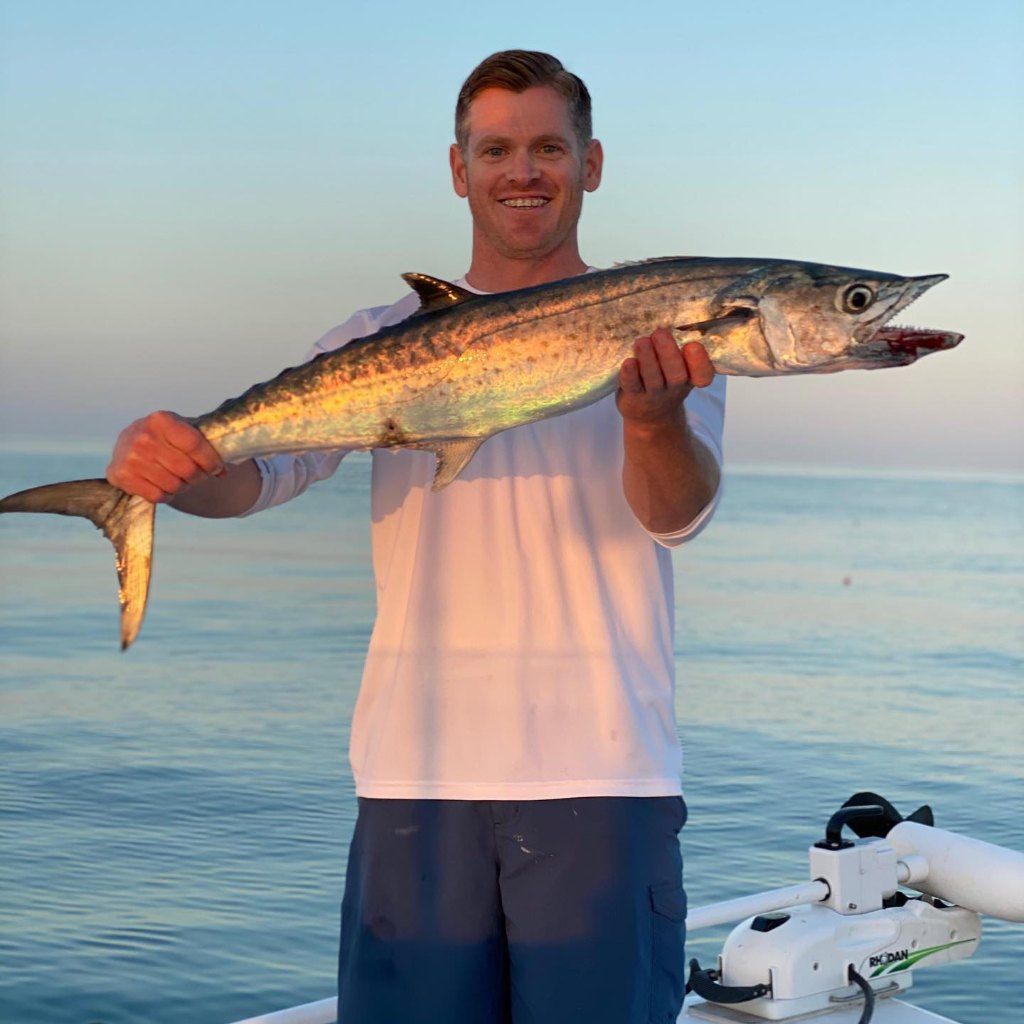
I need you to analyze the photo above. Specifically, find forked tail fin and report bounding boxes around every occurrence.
[0,479,155,650]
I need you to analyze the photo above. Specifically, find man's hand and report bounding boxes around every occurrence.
[107,411,225,504]
[616,328,715,427]
[617,328,720,536]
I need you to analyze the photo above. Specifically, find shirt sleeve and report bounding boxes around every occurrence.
[236,303,398,517]
[645,374,727,549]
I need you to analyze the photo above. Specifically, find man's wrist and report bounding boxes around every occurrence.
[621,409,690,445]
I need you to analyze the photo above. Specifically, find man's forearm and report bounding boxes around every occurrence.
[622,412,720,535]
[168,459,263,518]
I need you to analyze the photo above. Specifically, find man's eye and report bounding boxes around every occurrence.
[484,147,505,158]
[540,144,563,155]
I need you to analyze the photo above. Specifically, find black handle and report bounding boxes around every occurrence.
[816,804,885,850]
[687,958,770,1004]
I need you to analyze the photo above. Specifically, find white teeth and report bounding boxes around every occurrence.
[501,198,548,207]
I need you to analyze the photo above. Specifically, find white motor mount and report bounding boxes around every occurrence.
[708,897,980,1020]
[686,793,1022,1021]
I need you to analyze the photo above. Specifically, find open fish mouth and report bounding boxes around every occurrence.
[871,324,964,361]
[860,274,964,364]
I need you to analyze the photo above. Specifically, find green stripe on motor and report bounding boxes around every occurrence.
[870,937,977,978]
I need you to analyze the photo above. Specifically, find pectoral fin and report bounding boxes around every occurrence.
[431,439,485,491]
[674,306,775,374]
[675,307,754,336]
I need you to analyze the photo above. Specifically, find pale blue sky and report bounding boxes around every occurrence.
[2,0,1022,472]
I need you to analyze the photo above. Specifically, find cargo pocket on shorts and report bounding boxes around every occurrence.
[648,880,687,1024]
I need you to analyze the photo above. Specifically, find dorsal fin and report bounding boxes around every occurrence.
[611,256,696,268]
[402,272,477,315]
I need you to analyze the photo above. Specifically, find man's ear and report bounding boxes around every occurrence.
[450,143,469,198]
[583,138,603,193]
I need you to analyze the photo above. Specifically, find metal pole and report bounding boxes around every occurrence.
[685,879,830,932]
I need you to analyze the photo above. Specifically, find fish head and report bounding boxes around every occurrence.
[718,263,963,374]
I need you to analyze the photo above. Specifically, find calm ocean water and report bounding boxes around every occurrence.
[1,443,1021,1024]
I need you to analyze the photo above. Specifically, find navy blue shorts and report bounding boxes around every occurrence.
[337,796,688,1024]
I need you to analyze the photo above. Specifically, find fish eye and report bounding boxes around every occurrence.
[837,283,876,314]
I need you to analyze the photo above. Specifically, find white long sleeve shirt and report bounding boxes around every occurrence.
[243,278,726,799]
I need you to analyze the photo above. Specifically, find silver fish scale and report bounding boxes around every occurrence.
[192,258,957,463]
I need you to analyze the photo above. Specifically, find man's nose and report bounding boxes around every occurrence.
[506,149,539,184]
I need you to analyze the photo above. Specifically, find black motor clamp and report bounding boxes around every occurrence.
[687,958,771,1004]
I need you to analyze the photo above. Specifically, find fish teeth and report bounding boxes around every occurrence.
[880,322,944,333]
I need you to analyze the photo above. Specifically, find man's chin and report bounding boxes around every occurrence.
[491,229,568,262]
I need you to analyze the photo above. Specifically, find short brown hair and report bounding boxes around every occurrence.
[455,50,592,151]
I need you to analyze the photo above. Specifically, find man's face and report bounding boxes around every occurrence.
[450,85,602,263]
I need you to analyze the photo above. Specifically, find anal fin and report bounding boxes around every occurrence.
[431,439,485,491]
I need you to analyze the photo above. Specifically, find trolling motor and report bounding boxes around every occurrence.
[685,792,1024,1022]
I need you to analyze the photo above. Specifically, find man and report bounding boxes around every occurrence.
[107,51,725,1024]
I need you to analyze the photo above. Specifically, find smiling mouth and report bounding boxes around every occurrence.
[500,197,550,208]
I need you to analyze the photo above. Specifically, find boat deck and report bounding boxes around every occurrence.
[229,992,959,1024]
